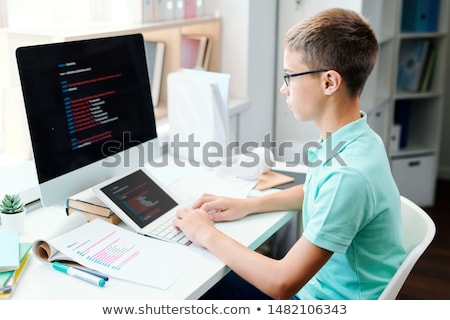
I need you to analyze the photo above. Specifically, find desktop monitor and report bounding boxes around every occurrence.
[16,33,160,206]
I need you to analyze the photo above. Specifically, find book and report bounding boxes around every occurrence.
[32,211,88,264]
[142,0,158,22]
[181,34,211,70]
[174,0,185,19]
[418,44,437,92]
[66,198,113,217]
[184,0,197,18]
[0,242,32,299]
[142,0,175,22]
[0,266,14,292]
[66,192,122,225]
[144,41,166,107]
[66,207,122,225]
[0,230,19,272]
[397,39,430,92]
[202,37,212,70]
[158,0,175,21]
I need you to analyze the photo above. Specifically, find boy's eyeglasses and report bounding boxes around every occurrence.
[283,69,328,87]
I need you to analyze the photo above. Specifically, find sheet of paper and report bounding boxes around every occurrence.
[147,165,256,205]
[49,218,203,290]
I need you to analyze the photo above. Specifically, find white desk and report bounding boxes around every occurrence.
[3,186,296,299]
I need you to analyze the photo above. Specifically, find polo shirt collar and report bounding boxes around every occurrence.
[306,111,368,166]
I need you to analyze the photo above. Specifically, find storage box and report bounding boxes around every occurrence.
[391,154,436,207]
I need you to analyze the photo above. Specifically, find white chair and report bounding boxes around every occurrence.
[378,196,436,299]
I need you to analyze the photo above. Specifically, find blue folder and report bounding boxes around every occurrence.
[401,0,440,32]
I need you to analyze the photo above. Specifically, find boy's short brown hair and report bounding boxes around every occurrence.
[283,8,378,97]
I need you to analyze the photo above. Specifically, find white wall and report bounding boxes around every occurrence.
[274,0,362,147]
[205,0,277,144]
[204,0,249,100]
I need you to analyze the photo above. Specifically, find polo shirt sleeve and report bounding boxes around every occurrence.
[302,167,375,254]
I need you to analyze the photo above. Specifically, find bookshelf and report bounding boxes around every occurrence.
[7,16,223,118]
[359,0,448,206]
[7,16,248,143]
[12,16,252,146]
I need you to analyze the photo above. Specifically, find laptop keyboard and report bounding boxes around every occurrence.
[148,213,191,246]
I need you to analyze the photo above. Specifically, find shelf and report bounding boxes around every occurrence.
[390,147,435,159]
[400,32,447,39]
[394,91,441,100]
[8,16,222,109]
[7,16,221,41]
[377,33,396,45]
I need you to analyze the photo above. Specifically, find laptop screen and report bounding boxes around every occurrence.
[16,34,157,184]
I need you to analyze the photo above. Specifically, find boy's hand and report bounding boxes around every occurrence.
[190,193,251,222]
[173,207,216,247]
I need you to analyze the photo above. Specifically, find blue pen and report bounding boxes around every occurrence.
[72,265,109,281]
[52,262,106,287]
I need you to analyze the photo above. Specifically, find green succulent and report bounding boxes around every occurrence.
[0,194,25,214]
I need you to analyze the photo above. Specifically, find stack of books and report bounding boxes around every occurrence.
[0,231,32,299]
[66,198,121,225]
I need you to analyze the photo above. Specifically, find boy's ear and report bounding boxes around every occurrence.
[322,70,342,95]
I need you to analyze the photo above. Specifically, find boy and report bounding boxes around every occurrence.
[173,8,406,300]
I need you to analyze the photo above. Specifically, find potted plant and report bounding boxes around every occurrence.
[0,194,26,234]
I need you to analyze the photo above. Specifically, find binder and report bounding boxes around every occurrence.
[401,0,440,32]
[397,39,430,92]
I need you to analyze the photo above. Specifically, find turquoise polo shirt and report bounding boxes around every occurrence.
[297,112,406,300]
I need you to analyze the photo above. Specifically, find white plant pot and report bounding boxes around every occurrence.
[0,209,26,234]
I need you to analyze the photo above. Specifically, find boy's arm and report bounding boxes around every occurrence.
[193,184,305,222]
[174,207,331,300]
[249,184,304,213]
[209,233,332,299]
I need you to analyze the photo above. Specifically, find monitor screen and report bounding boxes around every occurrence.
[16,34,159,206]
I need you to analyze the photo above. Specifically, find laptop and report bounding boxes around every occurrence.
[93,168,191,245]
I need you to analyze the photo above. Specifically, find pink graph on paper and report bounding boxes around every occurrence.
[72,230,141,270]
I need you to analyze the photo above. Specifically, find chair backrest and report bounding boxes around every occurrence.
[378,196,436,299]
